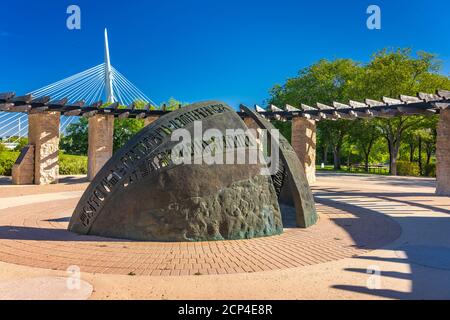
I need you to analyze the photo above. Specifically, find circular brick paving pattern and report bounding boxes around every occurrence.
[0,195,401,276]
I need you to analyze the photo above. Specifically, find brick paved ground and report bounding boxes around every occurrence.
[2,173,450,299]
[0,177,401,277]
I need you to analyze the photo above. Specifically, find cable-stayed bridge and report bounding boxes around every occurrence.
[0,29,157,148]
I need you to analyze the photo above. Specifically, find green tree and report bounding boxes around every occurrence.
[60,117,147,154]
[402,116,438,175]
[113,118,144,152]
[270,59,364,169]
[421,119,438,167]
[161,97,188,111]
[133,100,150,110]
[416,127,436,175]
[317,120,351,170]
[112,98,188,151]
[269,48,450,175]
[60,117,89,155]
[272,120,292,143]
[14,137,28,151]
[349,119,382,172]
[60,98,187,155]
[363,49,450,175]
[270,58,365,107]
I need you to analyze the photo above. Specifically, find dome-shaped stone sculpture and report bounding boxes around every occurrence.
[68,101,284,241]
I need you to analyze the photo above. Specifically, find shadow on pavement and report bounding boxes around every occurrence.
[0,175,88,186]
[0,176,11,185]
[0,225,131,242]
[319,194,450,299]
[315,191,450,216]
[59,176,89,184]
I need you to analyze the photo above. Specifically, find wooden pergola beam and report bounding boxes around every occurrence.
[1,90,449,121]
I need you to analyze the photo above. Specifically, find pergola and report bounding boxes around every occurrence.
[0,89,449,195]
[1,90,448,119]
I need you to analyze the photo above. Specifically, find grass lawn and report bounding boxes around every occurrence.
[316,164,390,175]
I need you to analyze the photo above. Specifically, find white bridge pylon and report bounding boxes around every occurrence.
[0,28,157,146]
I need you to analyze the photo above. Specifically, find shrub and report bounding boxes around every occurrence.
[396,160,420,176]
[0,151,19,176]
[0,151,87,176]
[14,138,28,151]
[59,154,88,175]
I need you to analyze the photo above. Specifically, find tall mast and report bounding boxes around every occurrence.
[104,28,115,103]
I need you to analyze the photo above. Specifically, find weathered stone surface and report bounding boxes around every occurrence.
[88,165,282,241]
[292,117,316,184]
[28,111,60,185]
[88,114,114,181]
[69,101,283,241]
[436,109,450,196]
[243,117,266,154]
[240,105,318,228]
[12,145,35,185]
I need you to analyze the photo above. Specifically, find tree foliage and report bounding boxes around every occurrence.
[348,119,382,172]
[14,138,28,151]
[60,98,186,155]
[113,118,144,152]
[270,58,365,169]
[60,117,89,155]
[269,48,450,174]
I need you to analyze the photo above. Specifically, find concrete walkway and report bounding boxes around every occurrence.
[0,173,449,299]
[312,172,450,299]
[0,191,82,210]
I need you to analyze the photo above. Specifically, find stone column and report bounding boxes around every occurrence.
[88,114,114,181]
[436,109,450,196]
[144,116,159,127]
[291,117,316,185]
[28,112,60,185]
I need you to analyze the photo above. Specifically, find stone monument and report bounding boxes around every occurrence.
[240,105,318,228]
[69,101,284,241]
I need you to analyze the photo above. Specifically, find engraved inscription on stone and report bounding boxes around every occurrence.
[69,101,283,241]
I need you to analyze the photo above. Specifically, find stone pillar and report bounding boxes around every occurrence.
[28,112,60,185]
[144,116,159,127]
[291,117,316,185]
[88,115,114,181]
[12,145,35,185]
[436,109,450,196]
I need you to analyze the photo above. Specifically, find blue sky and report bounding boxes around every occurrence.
[0,0,449,109]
